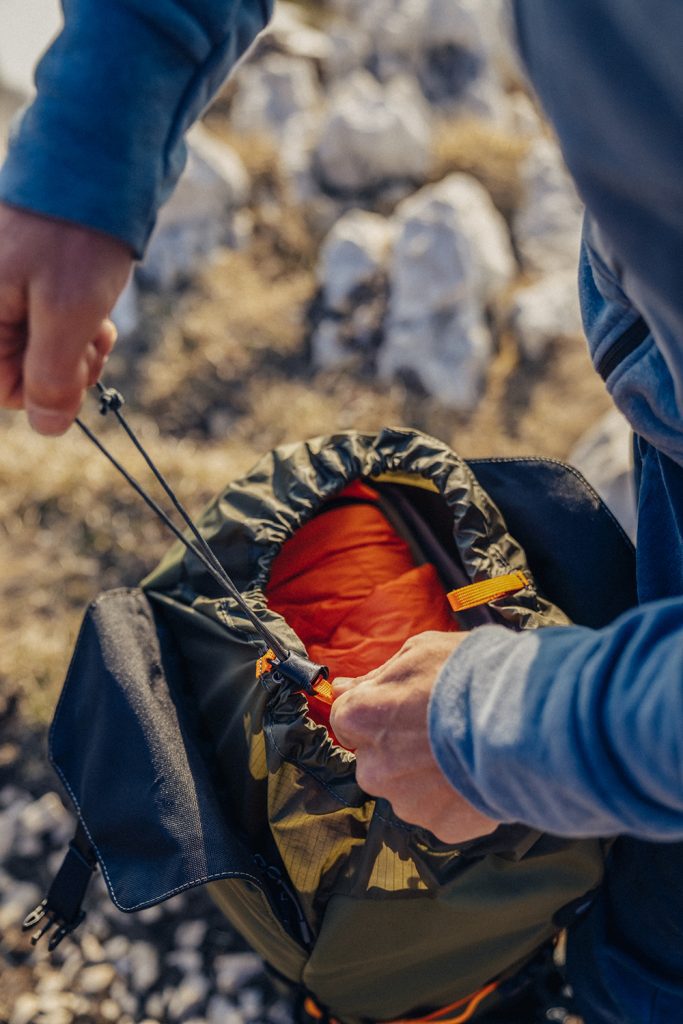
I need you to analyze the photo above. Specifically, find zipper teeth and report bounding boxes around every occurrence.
[596,316,649,381]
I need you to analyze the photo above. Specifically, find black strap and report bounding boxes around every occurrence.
[22,823,97,951]
[74,383,326,690]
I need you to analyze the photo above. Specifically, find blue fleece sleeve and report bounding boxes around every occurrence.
[429,602,683,839]
[0,0,272,256]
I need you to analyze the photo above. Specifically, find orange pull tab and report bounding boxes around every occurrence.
[447,571,529,612]
[256,648,277,680]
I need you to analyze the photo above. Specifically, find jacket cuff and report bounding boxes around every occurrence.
[0,1,270,256]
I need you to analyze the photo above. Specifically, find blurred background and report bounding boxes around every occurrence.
[0,2,631,1022]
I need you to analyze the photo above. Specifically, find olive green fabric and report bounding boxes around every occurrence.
[143,430,605,1022]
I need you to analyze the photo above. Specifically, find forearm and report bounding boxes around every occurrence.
[0,0,272,256]
[429,601,683,839]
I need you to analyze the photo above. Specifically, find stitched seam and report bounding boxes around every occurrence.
[466,457,635,555]
[51,758,261,911]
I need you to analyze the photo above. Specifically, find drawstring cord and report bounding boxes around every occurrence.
[74,382,327,690]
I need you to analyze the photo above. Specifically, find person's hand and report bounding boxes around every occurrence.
[0,203,134,434]
[330,631,500,844]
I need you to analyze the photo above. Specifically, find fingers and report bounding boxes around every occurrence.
[24,289,116,434]
[0,206,133,432]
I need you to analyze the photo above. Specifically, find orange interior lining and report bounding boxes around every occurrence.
[266,481,459,740]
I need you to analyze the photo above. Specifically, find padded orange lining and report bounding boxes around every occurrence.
[266,482,459,737]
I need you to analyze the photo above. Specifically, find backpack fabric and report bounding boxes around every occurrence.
[48,429,636,1022]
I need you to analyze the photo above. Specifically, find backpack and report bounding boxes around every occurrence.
[27,426,636,1023]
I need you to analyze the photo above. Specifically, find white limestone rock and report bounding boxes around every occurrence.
[569,409,637,541]
[230,53,321,141]
[264,2,333,65]
[509,270,583,360]
[279,110,325,203]
[0,0,62,97]
[513,137,584,273]
[111,277,140,339]
[380,305,492,411]
[389,173,516,322]
[140,124,249,289]
[318,210,394,312]
[323,21,372,80]
[315,71,432,193]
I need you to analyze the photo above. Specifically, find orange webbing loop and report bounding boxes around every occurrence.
[391,981,499,1024]
[447,572,529,612]
[256,648,277,680]
[303,996,341,1024]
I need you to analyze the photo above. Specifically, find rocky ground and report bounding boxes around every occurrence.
[0,2,633,1022]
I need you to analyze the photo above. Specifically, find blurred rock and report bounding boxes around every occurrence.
[509,270,583,360]
[279,111,325,203]
[508,91,543,137]
[513,137,583,273]
[264,2,333,65]
[18,791,73,844]
[323,20,372,79]
[140,124,249,290]
[206,995,243,1024]
[230,53,321,141]
[77,963,117,996]
[111,277,140,339]
[213,952,263,995]
[318,210,394,312]
[167,948,203,974]
[389,173,515,321]
[166,974,210,1021]
[127,940,160,993]
[11,994,41,1024]
[315,71,431,192]
[380,306,493,411]
[175,919,208,949]
[0,0,62,97]
[569,409,637,541]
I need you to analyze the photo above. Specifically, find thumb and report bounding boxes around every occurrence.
[23,292,112,435]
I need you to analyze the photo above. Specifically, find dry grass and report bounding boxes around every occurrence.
[431,117,531,220]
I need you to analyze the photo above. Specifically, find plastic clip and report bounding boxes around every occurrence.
[98,387,125,416]
[22,827,97,952]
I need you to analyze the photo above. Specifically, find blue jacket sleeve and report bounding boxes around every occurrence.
[0,0,272,256]
[428,602,683,839]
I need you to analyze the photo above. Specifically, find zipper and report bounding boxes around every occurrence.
[595,315,649,381]
[254,854,313,949]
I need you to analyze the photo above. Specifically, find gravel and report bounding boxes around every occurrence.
[0,725,295,1024]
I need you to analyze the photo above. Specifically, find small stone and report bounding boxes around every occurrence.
[315,71,432,192]
[513,136,584,273]
[214,952,264,995]
[230,53,321,141]
[174,919,208,949]
[99,999,122,1022]
[109,979,139,1017]
[144,993,167,1019]
[136,905,163,925]
[508,270,583,360]
[206,996,243,1024]
[569,409,637,541]
[80,931,106,964]
[379,305,493,412]
[318,209,394,313]
[10,994,41,1024]
[18,791,72,842]
[166,974,210,1021]
[36,970,67,994]
[127,941,160,992]
[103,935,131,961]
[77,962,117,996]
[389,173,516,320]
[238,987,263,1018]
[166,948,203,974]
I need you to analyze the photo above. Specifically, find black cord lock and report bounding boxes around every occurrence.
[98,386,125,417]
